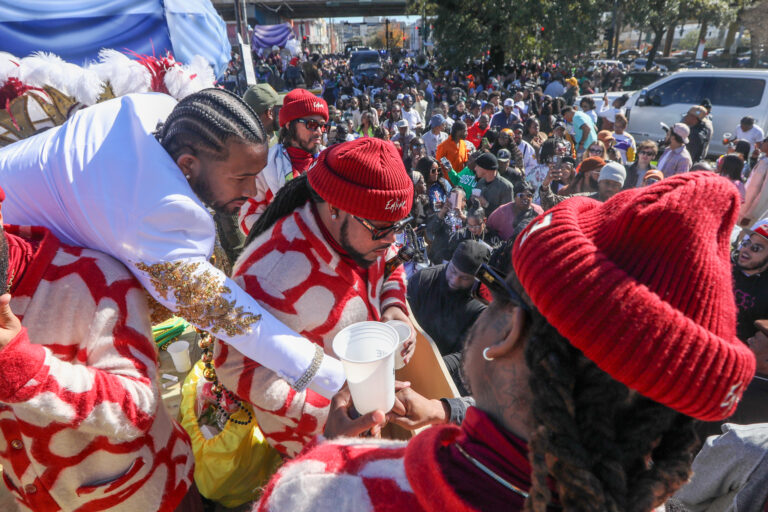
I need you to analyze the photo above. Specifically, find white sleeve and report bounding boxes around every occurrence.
[127,198,345,398]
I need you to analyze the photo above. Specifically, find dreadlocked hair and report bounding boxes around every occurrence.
[244,174,324,246]
[155,88,266,161]
[523,309,699,512]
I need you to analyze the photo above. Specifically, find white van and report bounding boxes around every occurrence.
[625,69,768,156]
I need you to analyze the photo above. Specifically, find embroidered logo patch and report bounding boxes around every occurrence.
[519,213,553,247]
[720,382,744,410]
[384,198,407,212]
[313,102,325,109]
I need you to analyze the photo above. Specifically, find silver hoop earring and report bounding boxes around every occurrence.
[482,347,494,361]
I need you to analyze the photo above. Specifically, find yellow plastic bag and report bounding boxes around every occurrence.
[180,361,283,507]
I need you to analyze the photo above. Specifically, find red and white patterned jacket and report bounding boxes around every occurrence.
[238,144,295,235]
[215,203,408,457]
[0,226,194,512]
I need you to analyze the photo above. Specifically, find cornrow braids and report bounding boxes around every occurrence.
[524,310,699,512]
[156,88,267,162]
[244,174,324,247]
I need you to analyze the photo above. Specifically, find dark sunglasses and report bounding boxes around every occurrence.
[639,151,655,156]
[588,147,603,154]
[516,192,533,199]
[354,215,413,241]
[474,263,530,311]
[296,118,328,131]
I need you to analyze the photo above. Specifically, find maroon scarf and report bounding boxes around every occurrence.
[405,407,560,511]
[286,146,317,178]
[4,231,36,294]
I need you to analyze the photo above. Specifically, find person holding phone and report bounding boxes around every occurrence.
[474,153,514,216]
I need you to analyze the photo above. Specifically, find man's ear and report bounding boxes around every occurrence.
[484,307,526,360]
[176,154,199,180]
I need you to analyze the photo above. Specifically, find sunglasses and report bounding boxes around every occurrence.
[639,151,655,156]
[354,215,413,241]
[644,177,660,185]
[296,119,328,131]
[516,192,533,199]
[474,263,530,311]
[588,147,604,154]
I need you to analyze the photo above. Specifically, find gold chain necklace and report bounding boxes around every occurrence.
[6,270,15,294]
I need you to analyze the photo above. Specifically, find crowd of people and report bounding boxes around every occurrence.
[0,44,767,512]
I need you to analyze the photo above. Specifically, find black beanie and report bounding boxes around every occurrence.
[451,240,491,274]
[474,152,498,171]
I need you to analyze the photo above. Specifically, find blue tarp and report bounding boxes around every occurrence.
[251,23,295,50]
[0,0,231,77]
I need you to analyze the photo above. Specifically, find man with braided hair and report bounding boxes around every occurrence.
[254,172,755,512]
[0,89,348,403]
[215,137,416,457]
[238,88,329,235]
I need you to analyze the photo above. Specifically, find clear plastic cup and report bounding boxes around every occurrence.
[385,320,413,370]
[166,340,192,373]
[332,321,398,414]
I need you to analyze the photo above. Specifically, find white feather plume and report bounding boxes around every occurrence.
[163,55,216,100]
[91,49,151,97]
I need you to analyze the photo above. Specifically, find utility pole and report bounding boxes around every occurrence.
[233,0,255,87]
[385,18,390,55]
[609,0,618,58]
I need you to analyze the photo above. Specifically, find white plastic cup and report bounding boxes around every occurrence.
[385,320,413,370]
[332,322,399,414]
[166,341,192,373]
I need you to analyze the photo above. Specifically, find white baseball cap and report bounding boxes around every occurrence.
[672,123,690,144]
[503,98,515,107]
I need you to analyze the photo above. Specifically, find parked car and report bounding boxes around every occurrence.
[678,60,715,69]
[625,69,768,156]
[587,59,626,72]
[618,49,641,64]
[633,58,668,72]
[353,63,383,80]
[349,50,381,71]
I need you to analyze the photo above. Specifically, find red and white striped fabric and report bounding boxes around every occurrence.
[215,203,408,457]
[0,226,194,512]
[255,437,420,512]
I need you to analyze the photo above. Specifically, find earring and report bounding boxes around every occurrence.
[185,174,191,180]
[331,213,338,219]
[482,347,494,361]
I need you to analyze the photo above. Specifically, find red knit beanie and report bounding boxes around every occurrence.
[512,172,756,421]
[279,89,329,127]
[308,138,413,222]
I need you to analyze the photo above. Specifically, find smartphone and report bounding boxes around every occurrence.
[440,157,452,172]
[449,190,459,209]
